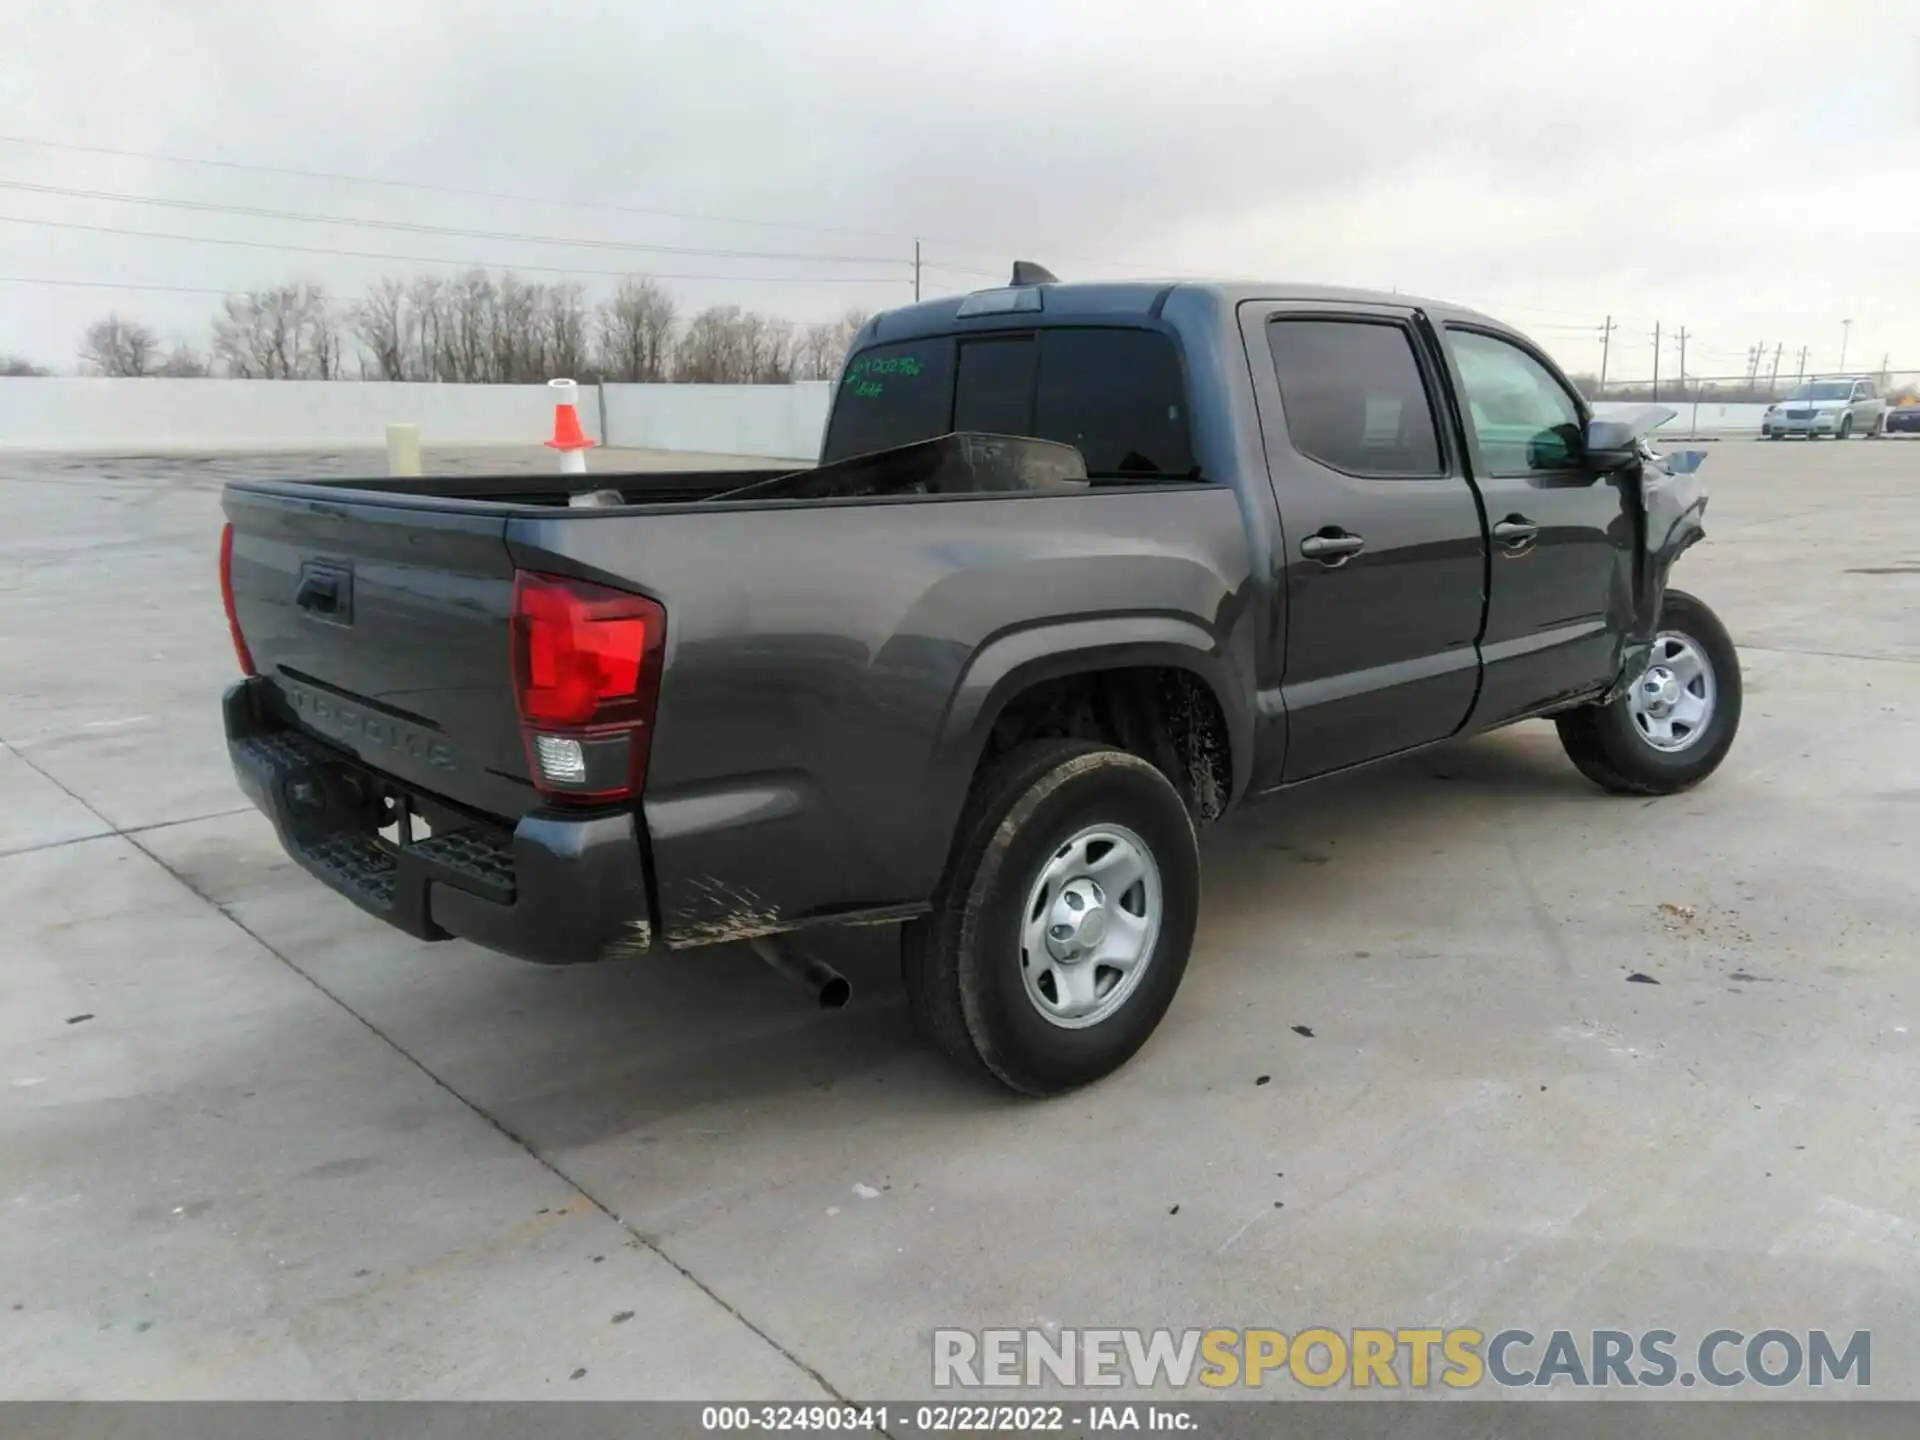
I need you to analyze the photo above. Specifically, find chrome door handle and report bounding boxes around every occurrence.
[1300,532,1365,565]
[1491,516,1539,553]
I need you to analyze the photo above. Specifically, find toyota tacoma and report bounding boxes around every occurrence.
[219,270,1740,1095]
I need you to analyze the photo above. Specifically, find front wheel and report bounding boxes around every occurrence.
[902,740,1200,1096]
[1555,590,1742,796]
[1838,415,1855,440]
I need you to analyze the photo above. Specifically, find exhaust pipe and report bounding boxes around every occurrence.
[750,936,851,1010]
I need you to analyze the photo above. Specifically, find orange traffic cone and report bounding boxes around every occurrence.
[545,378,596,474]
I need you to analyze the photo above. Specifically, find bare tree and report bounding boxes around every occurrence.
[348,277,412,380]
[542,281,591,381]
[595,278,678,382]
[212,284,340,379]
[80,314,161,376]
[746,314,797,383]
[156,343,211,378]
[1,354,51,376]
[795,308,872,381]
[674,305,755,383]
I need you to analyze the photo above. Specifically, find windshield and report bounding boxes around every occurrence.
[1784,382,1853,401]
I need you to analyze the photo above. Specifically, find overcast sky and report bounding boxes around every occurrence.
[4,0,1916,381]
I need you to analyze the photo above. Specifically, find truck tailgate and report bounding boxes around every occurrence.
[222,485,537,821]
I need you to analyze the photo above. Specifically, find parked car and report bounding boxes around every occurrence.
[217,272,1740,1096]
[1885,399,1920,434]
[1762,377,1890,439]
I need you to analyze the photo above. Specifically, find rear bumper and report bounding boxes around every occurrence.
[224,679,654,964]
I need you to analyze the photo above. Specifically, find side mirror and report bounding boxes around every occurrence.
[1583,418,1643,472]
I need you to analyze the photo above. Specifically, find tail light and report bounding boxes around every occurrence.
[219,523,257,677]
[511,572,667,803]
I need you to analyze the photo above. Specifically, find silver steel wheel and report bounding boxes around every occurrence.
[1018,823,1163,1030]
[1626,631,1718,753]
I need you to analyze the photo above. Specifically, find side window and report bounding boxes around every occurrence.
[953,336,1038,436]
[1447,329,1583,475]
[1265,318,1443,477]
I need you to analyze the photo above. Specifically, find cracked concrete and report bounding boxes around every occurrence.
[1,440,1917,1401]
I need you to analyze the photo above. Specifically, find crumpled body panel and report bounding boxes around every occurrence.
[1602,411,1710,702]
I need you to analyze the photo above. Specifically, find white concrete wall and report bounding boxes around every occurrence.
[600,382,831,462]
[0,376,1777,455]
[1592,400,1771,436]
[0,378,604,451]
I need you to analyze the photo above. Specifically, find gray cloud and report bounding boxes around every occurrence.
[3,0,1916,379]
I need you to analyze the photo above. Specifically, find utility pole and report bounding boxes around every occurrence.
[1598,314,1617,394]
[1651,322,1661,403]
[1745,344,1762,390]
[913,239,922,303]
[1676,326,1689,399]
[1878,352,1890,386]
[1768,342,1782,394]
[1795,346,1809,384]
[1839,318,1852,372]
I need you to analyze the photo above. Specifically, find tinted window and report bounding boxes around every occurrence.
[1034,329,1195,477]
[1266,319,1442,477]
[820,338,953,461]
[953,336,1038,436]
[1447,329,1582,475]
[822,326,1195,477]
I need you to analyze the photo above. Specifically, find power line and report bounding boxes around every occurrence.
[0,132,920,244]
[0,131,1163,277]
[0,274,246,300]
[0,215,910,286]
[0,132,1251,280]
[0,178,908,267]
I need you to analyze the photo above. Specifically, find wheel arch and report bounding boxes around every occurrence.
[929,615,1249,828]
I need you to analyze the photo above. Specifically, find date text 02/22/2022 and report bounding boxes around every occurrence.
[700,1404,1197,1432]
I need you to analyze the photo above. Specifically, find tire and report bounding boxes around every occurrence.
[1555,590,1741,796]
[1838,414,1854,440]
[901,739,1200,1096]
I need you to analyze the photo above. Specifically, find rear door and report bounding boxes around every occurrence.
[1241,302,1487,781]
[1436,324,1631,726]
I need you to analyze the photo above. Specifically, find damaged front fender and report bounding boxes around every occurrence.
[1598,409,1710,703]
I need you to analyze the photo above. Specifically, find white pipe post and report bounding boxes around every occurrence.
[386,423,422,477]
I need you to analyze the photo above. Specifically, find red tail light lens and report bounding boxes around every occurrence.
[511,572,667,801]
[219,523,257,677]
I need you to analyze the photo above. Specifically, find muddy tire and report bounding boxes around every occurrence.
[1555,590,1741,796]
[901,740,1199,1096]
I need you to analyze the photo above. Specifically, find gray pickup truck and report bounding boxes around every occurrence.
[219,271,1740,1095]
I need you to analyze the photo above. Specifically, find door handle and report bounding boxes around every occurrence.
[1300,531,1366,566]
[1491,516,1539,554]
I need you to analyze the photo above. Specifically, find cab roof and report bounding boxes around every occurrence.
[865,277,1507,343]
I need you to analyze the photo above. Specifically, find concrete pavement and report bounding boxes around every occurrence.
[2,440,1916,1401]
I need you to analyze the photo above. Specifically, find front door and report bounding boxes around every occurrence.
[1243,303,1487,782]
[1437,323,1634,726]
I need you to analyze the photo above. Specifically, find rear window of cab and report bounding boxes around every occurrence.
[822,327,1196,480]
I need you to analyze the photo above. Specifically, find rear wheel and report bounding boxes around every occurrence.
[1556,590,1741,796]
[901,740,1200,1096]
